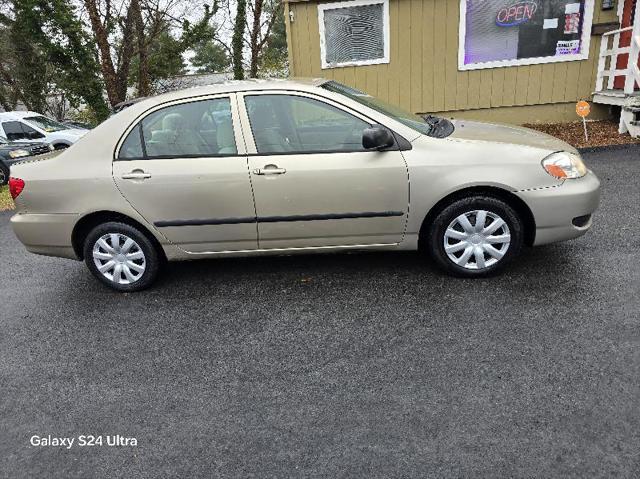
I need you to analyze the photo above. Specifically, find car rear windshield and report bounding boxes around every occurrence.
[24,116,67,132]
[321,81,432,136]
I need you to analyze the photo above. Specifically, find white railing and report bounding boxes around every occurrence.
[596,26,640,95]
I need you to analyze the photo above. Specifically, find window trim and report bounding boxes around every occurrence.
[458,0,595,71]
[318,0,390,69]
[240,91,392,156]
[114,94,244,161]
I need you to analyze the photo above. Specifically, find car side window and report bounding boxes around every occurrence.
[244,95,370,154]
[120,125,144,159]
[20,122,45,139]
[2,121,27,141]
[118,97,237,160]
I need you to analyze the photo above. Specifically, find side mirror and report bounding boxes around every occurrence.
[362,126,395,151]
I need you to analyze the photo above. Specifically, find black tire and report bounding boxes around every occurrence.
[53,144,69,150]
[83,222,161,292]
[0,161,9,186]
[426,195,524,277]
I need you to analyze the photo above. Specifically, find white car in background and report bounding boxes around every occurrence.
[0,111,89,150]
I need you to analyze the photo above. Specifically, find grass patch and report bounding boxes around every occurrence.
[0,186,14,211]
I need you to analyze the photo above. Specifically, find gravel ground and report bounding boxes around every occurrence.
[524,120,640,149]
[0,146,639,478]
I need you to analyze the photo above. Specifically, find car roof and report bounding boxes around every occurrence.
[0,111,44,120]
[150,78,330,103]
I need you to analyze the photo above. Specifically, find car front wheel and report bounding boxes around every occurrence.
[83,222,160,292]
[427,195,524,277]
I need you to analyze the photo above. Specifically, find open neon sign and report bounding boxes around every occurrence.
[496,1,538,27]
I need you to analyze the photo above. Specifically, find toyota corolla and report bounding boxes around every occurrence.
[9,79,600,291]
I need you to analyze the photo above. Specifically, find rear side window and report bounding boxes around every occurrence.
[118,97,236,159]
[119,126,144,159]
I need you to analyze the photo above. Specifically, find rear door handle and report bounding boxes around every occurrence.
[122,170,152,180]
[253,164,286,176]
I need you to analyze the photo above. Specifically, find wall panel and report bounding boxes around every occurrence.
[287,0,619,122]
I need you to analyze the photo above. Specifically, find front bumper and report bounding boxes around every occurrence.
[11,212,79,259]
[516,170,601,246]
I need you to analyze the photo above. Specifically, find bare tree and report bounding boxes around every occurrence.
[83,0,213,106]
[83,0,137,106]
[247,0,282,78]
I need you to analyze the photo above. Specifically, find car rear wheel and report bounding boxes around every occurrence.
[83,222,160,292]
[427,195,524,277]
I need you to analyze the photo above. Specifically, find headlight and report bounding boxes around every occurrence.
[8,149,30,159]
[541,152,587,179]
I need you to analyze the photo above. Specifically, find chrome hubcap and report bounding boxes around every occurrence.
[443,210,511,270]
[92,233,146,284]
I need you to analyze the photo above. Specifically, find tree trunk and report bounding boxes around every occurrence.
[0,90,11,111]
[249,0,264,78]
[84,0,122,107]
[115,4,137,102]
[232,0,247,80]
[130,0,150,96]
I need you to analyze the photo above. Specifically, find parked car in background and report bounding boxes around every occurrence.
[0,133,52,185]
[9,79,600,292]
[0,111,88,150]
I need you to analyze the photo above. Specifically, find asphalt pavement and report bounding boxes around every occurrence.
[1,146,639,478]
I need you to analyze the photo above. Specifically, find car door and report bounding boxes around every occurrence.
[237,91,409,249]
[113,94,258,253]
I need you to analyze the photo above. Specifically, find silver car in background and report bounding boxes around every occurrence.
[9,79,600,291]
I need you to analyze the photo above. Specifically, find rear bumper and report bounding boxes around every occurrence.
[516,170,601,246]
[11,212,79,259]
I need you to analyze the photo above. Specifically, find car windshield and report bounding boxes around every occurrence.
[24,115,67,132]
[321,81,432,135]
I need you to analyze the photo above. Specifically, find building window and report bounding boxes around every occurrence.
[459,0,595,70]
[318,0,390,69]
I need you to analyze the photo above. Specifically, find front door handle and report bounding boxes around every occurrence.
[253,164,286,176]
[122,169,152,180]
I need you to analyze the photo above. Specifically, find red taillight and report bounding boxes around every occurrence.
[8,177,25,199]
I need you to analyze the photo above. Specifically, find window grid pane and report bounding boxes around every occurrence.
[323,3,385,65]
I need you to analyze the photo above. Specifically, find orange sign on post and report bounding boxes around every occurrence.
[576,100,590,142]
[576,100,591,118]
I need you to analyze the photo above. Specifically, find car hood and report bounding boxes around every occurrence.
[5,149,62,165]
[58,128,88,137]
[449,120,577,154]
[47,128,88,139]
[0,141,48,150]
